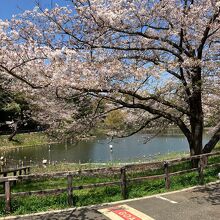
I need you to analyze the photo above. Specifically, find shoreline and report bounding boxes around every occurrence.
[0,141,59,152]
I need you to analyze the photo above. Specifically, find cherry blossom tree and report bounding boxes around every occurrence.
[1,0,220,158]
[0,18,92,140]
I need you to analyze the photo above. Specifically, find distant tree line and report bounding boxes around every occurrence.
[0,87,43,139]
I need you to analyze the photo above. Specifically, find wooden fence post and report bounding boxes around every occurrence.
[198,155,207,185]
[67,174,73,206]
[164,161,170,190]
[5,181,11,213]
[120,167,127,199]
[27,167,31,175]
[13,171,17,186]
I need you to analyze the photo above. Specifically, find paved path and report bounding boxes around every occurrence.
[3,182,220,220]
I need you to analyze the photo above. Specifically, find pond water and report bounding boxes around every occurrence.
[2,134,210,164]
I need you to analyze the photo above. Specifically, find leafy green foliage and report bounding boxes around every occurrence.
[104,110,125,131]
[0,88,27,122]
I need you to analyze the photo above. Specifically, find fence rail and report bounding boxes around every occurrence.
[0,151,219,213]
[0,166,31,177]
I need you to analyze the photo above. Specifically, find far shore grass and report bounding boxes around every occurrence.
[0,132,56,151]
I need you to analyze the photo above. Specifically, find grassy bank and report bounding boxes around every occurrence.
[31,162,111,174]
[0,154,219,217]
[215,142,220,150]
[30,153,191,174]
[0,132,52,150]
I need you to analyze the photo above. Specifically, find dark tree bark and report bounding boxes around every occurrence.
[202,124,220,153]
[8,121,18,141]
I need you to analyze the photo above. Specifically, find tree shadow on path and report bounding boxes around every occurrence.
[14,208,108,220]
[190,182,220,206]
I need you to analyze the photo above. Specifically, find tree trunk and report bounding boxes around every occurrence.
[202,125,220,153]
[189,123,203,156]
[189,142,202,168]
[188,67,204,167]
[188,112,204,167]
[8,122,18,141]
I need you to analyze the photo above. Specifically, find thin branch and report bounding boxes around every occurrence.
[108,27,192,58]
[9,57,46,72]
[114,115,161,139]
[71,87,191,141]
[0,65,49,89]
[197,8,220,59]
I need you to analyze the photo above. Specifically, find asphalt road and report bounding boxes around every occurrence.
[3,182,220,220]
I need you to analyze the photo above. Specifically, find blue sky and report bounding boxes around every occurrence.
[0,0,65,20]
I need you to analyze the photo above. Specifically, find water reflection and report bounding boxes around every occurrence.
[2,134,210,164]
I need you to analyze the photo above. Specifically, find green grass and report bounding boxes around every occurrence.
[29,150,191,175]
[154,151,189,161]
[0,154,219,217]
[0,132,51,149]
[0,194,68,216]
[31,162,113,174]
[215,142,220,151]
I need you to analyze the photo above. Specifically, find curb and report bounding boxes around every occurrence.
[1,180,220,219]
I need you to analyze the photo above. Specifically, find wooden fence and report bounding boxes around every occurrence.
[0,166,31,177]
[0,151,219,213]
